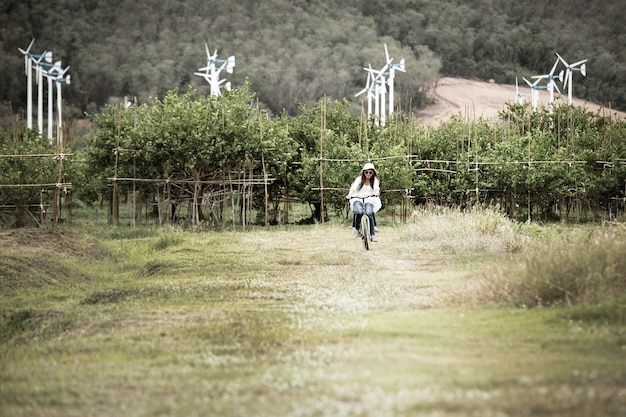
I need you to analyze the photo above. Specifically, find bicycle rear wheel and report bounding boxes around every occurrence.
[361,215,370,250]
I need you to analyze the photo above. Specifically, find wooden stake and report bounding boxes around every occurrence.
[319,97,325,224]
[257,99,270,229]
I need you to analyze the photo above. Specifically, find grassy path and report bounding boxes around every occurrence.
[1,224,624,417]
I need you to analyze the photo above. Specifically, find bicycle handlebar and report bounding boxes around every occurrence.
[347,195,377,200]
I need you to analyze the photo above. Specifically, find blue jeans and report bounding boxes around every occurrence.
[354,202,375,236]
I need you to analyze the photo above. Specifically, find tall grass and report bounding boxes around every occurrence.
[400,204,528,254]
[479,226,626,307]
[396,205,626,310]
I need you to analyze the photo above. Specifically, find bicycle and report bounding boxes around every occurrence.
[349,195,376,250]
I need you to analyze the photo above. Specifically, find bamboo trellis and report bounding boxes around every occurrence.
[0,151,72,225]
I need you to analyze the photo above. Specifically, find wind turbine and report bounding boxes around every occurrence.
[384,43,405,118]
[54,65,71,148]
[369,53,394,126]
[45,61,63,142]
[214,55,236,74]
[214,55,235,92]
[34,53,55,136]
[514,77,529,104]
[195,43,235,96]
[532,58,563,113]
[556,52,587,105]
[367,66,388,126]
[523,77,542,111]
[355,65,376,120]
[18,39,35,129]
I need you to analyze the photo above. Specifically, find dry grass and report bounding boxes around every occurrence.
[401,205,527,254]
[478,226,626,308]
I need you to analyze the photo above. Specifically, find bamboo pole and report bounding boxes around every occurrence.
[319,97,325,224]
[111,105,121,226]
[257,99,270,229]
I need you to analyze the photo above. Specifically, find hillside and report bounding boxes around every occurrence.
[418,77,626,126]
[1,0,625,121]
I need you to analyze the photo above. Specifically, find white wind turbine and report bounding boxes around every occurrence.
[355,64,376,120]
[523,77,542,111]
[373,67,387,125]
[18,39,35,129]
[514,77,529,104]
[31,51,52,136]
[531,58,563,113]
[54,65,71,148]
[213,54,236,86]
[384,43,405,117]
[195,43,235,96]
[369,55,393,126]
[45,61,63,142]
[556,52,587,105]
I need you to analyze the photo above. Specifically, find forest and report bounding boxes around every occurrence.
[1,0,625,121]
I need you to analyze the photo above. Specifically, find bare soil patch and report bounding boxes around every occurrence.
[418,77,626,125]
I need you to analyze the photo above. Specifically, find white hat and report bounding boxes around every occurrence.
[362,162,376,174]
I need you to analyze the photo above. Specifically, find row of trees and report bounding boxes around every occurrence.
[1,84,625,228]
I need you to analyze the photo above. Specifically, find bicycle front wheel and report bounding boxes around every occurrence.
[361,215,370,250]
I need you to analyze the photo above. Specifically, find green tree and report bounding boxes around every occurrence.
[0,131,59,227]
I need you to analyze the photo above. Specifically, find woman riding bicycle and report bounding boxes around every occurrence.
[346,162,382,242]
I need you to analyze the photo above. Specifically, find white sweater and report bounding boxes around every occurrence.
[349,176,382,212]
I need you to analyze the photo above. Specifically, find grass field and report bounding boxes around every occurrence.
[1,209,625,417]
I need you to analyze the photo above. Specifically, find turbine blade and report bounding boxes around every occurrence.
[572,59,587,67]
[355,87,368,97]
[549,58,559,76]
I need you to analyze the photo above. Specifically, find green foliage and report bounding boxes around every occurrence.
[54,89,626,226]
[562,296,626,325]
[0,131,62,226]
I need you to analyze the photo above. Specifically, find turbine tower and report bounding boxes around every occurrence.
[556,52,587,105]
[36,54,55,136]
[54,65,71,148]
[531,58,563,113]
[18,39,36,129]
[514,77,529,104]
[45,61,63,142]
[523,77,542,111]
